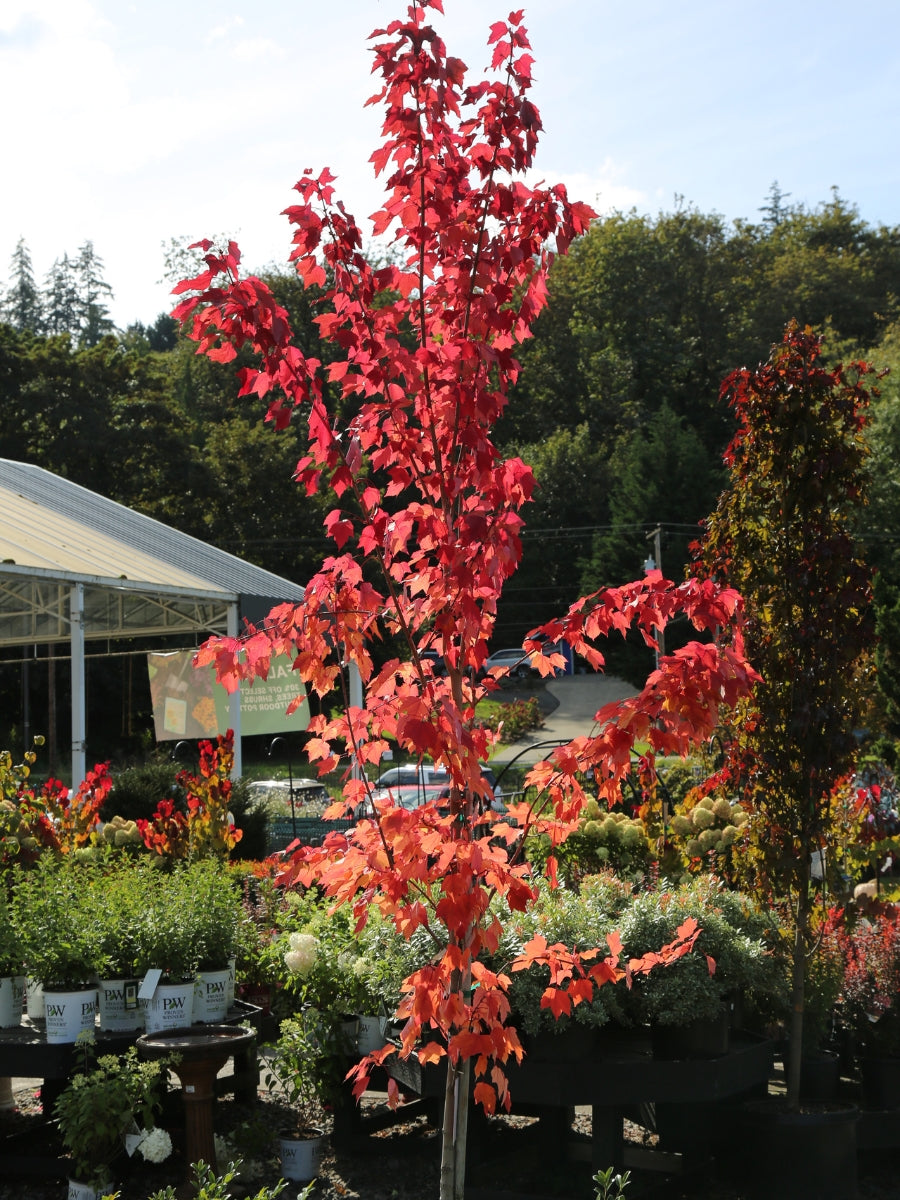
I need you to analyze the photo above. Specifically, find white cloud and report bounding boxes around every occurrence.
[527,162,646,217]
[230,37,286,63]
[0,0,106,37]
[206,14,244,43]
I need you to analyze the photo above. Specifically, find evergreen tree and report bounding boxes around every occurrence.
[75,240,115,346]
[579,403,719,594]
[42,253,80,337]
[3,238,42,333]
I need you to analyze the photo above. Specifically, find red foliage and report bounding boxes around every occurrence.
[137,732,241,860]
[172,1,757,1122]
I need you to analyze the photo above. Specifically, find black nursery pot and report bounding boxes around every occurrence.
[860,1055,900,1110]
[737,1099,859,1200]
[651,1009,730,1060]
[798,1048,841,1102]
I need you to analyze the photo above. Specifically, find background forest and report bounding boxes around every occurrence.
[3,186,900,765]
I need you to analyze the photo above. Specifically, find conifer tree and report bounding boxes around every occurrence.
[3,238,42,333]
[42,253,80,337]
[75,240,115,345]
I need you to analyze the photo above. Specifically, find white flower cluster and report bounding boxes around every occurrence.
[137,1126,173,1164]
[284,932,318,978]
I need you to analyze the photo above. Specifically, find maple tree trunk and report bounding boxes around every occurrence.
[439,1056,470,1200]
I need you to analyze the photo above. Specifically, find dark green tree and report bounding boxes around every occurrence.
[862,319,900,749]
[505,205,743,455]
[75,240,115,346]
[494,422,612,646]
[3,238,42,333]
[42,254,80,337]
[579,403,720,592]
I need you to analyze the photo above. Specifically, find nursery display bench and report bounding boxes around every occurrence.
[0,1001,261,1180]
[0,1000,260,1098]
[385,1028,775,1181]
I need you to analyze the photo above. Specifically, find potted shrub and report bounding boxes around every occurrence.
[833,903,900,1108]
[55,1039,172,1197]
[0,891,25,1028]
[277,894,408,1053]
[497,873,634,1056]
[188,861,242,1022]
[262,1011,334,1183]
[133,865,201,1032]
[620,879,779,1059]
[526,805,653,887]
[10,858,102,1042]
[93,860,157,1032]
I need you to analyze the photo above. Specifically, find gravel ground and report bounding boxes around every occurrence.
[2,1071,899,1200]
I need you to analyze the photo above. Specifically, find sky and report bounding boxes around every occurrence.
[2,0,899,330]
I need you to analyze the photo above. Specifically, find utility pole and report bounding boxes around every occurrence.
[644,527,665,663]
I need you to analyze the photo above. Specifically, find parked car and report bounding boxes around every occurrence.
[375,763,451,790]
[373,762,504,810]
[419,649,447,676]
[478,647,538,681]
[353,782,448,820]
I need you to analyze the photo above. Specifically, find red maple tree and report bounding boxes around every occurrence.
[173,5,757,1194]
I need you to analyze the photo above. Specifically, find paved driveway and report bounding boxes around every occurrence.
[496,673,638,767]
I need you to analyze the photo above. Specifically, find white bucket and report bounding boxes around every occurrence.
[68,1180,100,1200]
[0,976,24,1028]
[142,980,194,1034]
[25,976,44,1020]
[44,988,97,1044]
[356,1014,388,1055]
[193,968,230,1023]
[339,1017,359,1053]
[279,1131,324,1182]
[226,957,236,1009]
[98,978,144,1032]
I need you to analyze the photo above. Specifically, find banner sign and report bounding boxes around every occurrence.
[147,650,309,741]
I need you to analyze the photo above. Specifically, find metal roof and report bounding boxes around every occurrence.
[0,459,305,647]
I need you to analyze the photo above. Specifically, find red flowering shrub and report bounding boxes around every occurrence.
[831,904,900,1055]
[136,732,241,861]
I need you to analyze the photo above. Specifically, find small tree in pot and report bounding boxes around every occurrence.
[697,323,878,1108]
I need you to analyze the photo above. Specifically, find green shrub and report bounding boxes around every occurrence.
[103,761,182,822]
[527,806,653,885]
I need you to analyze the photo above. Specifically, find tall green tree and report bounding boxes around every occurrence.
[3,238,42,333]
[75,240,115,346]
[42,254,80,337]
[697,322,876,1109]
[495,422,612,646]
[862,319,900,747]
[580,402,720,593]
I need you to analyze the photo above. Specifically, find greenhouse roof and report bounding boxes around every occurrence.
[0,458,304,647]
[0,458,306,784]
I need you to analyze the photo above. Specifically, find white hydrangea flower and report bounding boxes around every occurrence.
[137,1126,172,1164]
[285,933,318,977]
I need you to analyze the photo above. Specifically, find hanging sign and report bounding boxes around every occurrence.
[147,650,309,741]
